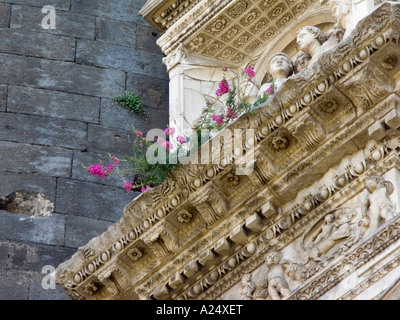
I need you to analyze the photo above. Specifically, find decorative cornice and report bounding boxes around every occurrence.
[56,2,400,300]
[141,0,324,66]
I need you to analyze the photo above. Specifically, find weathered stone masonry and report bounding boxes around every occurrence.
[0,0,169,300]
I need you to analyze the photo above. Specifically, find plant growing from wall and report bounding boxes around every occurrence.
[113,90,148,119]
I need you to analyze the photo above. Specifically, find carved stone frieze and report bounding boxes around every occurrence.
[56,3,400,300]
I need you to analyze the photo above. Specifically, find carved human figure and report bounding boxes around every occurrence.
[322,26,345,52]
[252,277,269,300]
[265,251,291,300]
[282,260,310,287]
[294,51,311,74]
[361,176,396,236]
[296,26,327,67]
[258,52,294,97]
[329,0,353,34]
[312,213,336,245]
[309,209,357,262]
[240,273,256,300]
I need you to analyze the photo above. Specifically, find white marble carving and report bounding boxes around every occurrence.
[258,52,294,97]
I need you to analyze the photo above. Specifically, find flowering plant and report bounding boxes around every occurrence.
[86,66,275,193]
[194,66,274,132]
[86,127,190,193]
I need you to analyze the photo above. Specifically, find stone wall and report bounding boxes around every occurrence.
[0,0,169,300]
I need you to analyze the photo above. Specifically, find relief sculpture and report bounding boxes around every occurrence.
[361,176,397,237]
[308,208,360,262]
[258,52,294,96]
[240,273,256,300]
[265,251,292,300]
[296,26,327,68]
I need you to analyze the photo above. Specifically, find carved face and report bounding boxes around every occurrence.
[266,251,281,265]
[330,0,352,28]
[325,214,335,224]
[297,29,318,54]
[295,53,311,73]
[269,55,293,79]
[365,179,378,194]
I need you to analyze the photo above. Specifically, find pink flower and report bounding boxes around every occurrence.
[266,87,274,95]
[222,67,228,72]
[212,115,224,125]
[124,181,134,192]
[88,164,107,178]
[161,141,174,150]
[243,66,255,81]
[164,127,176,136]
[216,79,229,97]
[226,108,238,120]
[106,165,114,174]
[157,137,164,144]
[135,130,143,137]
[176,136,187,144]
[141,185,151,193]
[206,100,212,108]
[111,156,120,165]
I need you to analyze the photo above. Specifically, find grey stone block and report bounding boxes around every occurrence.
[87,123,135,155]
[96,17,137,47]
[0,240,75,272]
[55,178,136,222]
[0,112,87,150]
[76,39,168,79]
[0,270,30,300]
[0,29,75,61]
[0,141,73,177]
[64,215,114,248]
[7,0,70,11]
[0,211,66,246]
[11,4,95,39]
[100,98,150,132]
[136,24,163,54]
[0,2,10,28]
[71,150,127,188]
[0,53,125,98]
[7,86,101,123]
[29,272,71,300]
[0,172,57,204]
[126,73,169,111]
[0,84,6,112]
[71,0,148,24]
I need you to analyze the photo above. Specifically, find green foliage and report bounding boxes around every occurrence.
[194,67,274,134]
[123,133,178,188]
[113,90,148,119]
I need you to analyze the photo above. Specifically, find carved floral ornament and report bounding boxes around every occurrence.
[147,0,324,64]
[56,3,400,300]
